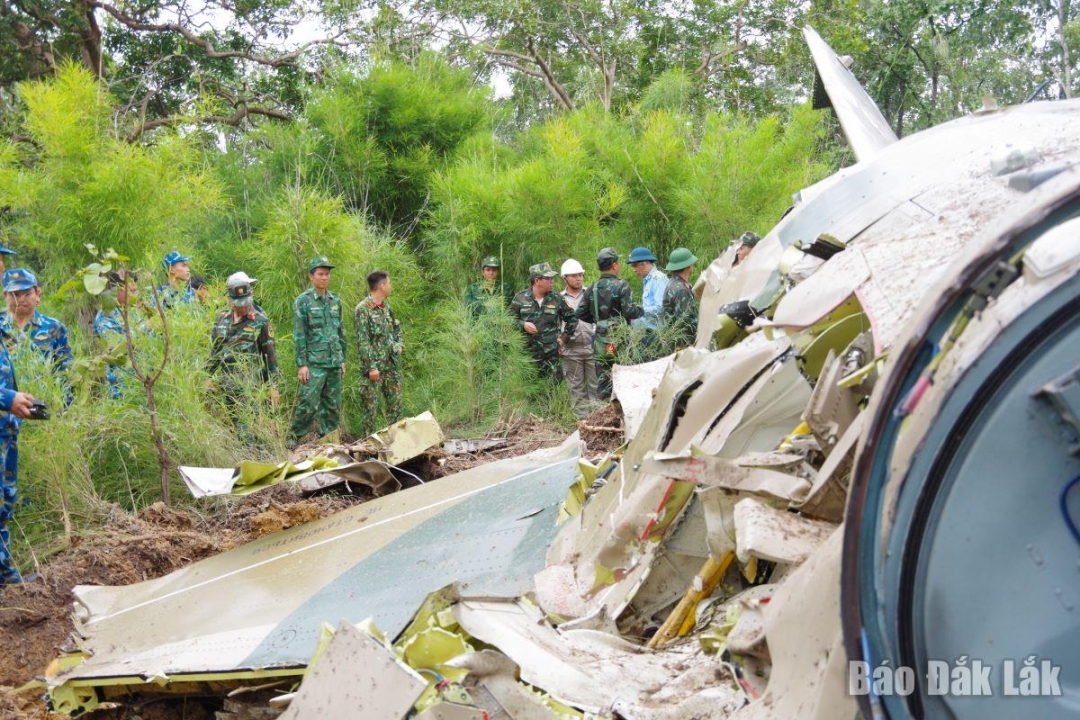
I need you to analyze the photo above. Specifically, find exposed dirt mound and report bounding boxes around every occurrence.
[426,414,570,478]
[578,402,625,456]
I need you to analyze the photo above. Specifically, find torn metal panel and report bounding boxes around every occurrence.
[49,437,581,703]
[771,250,870,331]
[279,622,427,720]
[730,528,855,720]
[370,411,446,465]
[454,599,744,720]
[697,358,812,459]
[612,356,672,440]
[732,498,836,565]
[178,457,341,498]
[297,461,399,495]
[415,705,487,720]
[802,351,860,453]
[643,453,810,504]
[803,27,897,161]
[442,438,509,455]
[796,414,864,523]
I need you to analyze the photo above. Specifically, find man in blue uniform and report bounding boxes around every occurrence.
[158,250,196,308]
[0,269,74,372]
[0,243,17,275]
[93,272,142,398]
[0,342,39,585]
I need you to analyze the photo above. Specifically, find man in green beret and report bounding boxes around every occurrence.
[288,256,347,446]
[574,248,644,400]
[509,262,577,382]
[465,256,515,317]
[662,248,699,352]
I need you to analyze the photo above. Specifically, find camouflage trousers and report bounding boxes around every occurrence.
[0,435,21,585]
[359,368,402,438]
[289,366,343,445]
[562,353,599,416]
[595,346,618,401]
[528,345,563,383]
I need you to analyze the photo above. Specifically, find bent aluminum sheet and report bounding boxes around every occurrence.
[454,599,744,720]
[56,437,581,684]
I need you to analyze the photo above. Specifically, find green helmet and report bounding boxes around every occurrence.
[665,247,697,272]
[481,256,500,268]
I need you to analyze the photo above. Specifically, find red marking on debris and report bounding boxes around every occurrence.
[639,480,677,540]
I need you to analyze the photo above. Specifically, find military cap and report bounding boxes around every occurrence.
[481,256,500,268]
[529,262,557,279]
[738,232,760,248]
[628,246,657,263]
[665,248,697,272]
[597,247,620,264]
[3,268,39,292]
[0,245,16,256]
[161,250,192,270]
[307,255,335,273]
[228,282,255,307]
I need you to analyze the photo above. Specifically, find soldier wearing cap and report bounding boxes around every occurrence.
[559,258,599,414]
[662,248,699,351]
[574,248,644,400]
[0,244,17,276]
[465,256,514,317]
[93,271,143,398]
[288,256,347,446]
[627,246,668,332]
[509,262,577,382]
[158,250,196,308]
[208,272,279,429]
[733,232,759,267]
[354,270,404,436]
[0,268,74,382]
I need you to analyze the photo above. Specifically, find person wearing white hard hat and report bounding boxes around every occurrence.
[207,271,280,437]
[560,258,600,415]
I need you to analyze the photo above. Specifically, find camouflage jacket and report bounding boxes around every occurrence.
[93,307,148,397]
[0,310,74,373]
[354,295,403,372]
[157,281,195,309]
[465,281,515,317]
[0,342,20,436]
[662,274,698,349]
[209,307,278,381]
[293,288,346,368]
[509,290,577,357]
[574,273,644,345]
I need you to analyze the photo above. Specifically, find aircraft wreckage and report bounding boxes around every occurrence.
[44,27,1080,720]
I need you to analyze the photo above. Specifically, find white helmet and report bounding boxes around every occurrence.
[561,258,585,276]
[226,271,258,289]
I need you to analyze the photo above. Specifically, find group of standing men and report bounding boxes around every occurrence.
[469,245,702,415]
[205,255,404,448]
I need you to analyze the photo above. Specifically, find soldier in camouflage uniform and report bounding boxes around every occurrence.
[1,268,74,404]
[355,270,404,437]
[574,248,644,400]
[509,262,577,382]
[158,250,196,308]
[662,248,699,352]
[0,336,38,585]
[465,256,515,317]
[208,272,279,433]
[289,256,347,446]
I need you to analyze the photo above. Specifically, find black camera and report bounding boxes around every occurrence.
[27,400,49,420]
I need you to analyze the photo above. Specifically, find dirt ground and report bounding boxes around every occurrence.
[0,412,606,719]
